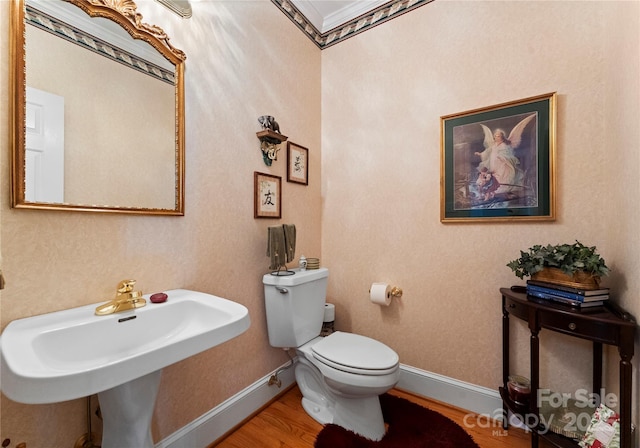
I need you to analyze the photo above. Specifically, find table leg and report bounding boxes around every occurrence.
[592,342,602,407]
[502,300,510,430]
[530,328,539,448]
[619,355,632,448]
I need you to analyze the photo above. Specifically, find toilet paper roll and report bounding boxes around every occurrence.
[370,283,391,306]
[323,303,335,322]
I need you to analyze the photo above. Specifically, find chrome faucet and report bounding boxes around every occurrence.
[95,279,146,316]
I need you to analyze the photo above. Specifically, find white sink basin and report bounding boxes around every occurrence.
[1,289,250,404]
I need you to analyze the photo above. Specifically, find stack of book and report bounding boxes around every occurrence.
[526,280,609,308]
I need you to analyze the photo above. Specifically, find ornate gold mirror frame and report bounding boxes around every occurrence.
[9,0,186,215]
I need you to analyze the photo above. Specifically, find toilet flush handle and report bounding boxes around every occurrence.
[275,286,288,294]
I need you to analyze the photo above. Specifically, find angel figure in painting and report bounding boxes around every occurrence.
[474,113,536,195]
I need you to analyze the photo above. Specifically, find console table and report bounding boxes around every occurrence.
[500,287,636,448]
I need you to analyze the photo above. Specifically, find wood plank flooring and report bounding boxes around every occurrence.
[212,386,550,448]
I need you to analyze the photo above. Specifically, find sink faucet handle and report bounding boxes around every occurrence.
[117,279,137,294]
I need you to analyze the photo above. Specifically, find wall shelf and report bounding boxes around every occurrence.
[256,130,288,143]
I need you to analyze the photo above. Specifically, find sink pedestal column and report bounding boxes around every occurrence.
[98,370,162,448]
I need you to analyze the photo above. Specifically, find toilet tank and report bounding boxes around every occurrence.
[263,268,328,348]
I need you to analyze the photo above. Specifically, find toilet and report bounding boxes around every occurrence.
[263,267,399,441]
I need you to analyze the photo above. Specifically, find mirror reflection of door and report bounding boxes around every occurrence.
[25,86,64,203]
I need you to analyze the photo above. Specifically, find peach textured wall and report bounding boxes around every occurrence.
[321,0,639,431]
[0,0,321,445]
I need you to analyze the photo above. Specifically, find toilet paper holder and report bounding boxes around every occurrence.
[369,285,403,299]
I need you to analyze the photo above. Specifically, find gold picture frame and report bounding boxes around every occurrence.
[440,92,557,223]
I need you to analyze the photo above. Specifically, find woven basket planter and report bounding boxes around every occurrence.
[532,267,601,290]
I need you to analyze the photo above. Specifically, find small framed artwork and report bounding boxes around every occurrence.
[254,172,281,219]
[286,142,309,185]
[440,92,557,223]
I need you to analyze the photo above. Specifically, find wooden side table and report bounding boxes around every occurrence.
[500,287,636,448]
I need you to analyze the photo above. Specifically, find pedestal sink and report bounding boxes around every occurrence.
[0,289,250,448]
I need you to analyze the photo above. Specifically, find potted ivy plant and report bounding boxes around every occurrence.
[507,241,610,289]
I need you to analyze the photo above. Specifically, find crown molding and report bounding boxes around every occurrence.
[272,0,434,49]
[291,0,388,33]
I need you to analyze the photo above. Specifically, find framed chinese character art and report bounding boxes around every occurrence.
[254,172,281,219]
[287,142,309,185]
[441,92,556,223]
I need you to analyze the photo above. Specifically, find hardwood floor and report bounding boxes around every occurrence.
[212,386,548,448]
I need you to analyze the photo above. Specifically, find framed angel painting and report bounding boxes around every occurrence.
[440,92,557,223]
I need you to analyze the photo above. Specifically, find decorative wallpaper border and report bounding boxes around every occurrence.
[272,0,434,49]
[26,5,175,84]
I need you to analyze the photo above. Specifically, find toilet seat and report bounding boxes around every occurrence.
[311,331,399,375]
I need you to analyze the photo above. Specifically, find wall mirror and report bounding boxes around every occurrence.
[9,0,186,215]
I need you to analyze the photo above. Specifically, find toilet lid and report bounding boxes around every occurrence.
[311,332,399,374]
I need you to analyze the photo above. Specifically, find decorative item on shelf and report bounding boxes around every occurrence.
[579,404,621,448]
[506,375,530,406]
[531,267,602,290]
[257,115,288,166]
[525,281,609,308]
[538,393,596,440]
[305,257,320,270]
[507,241,609,290]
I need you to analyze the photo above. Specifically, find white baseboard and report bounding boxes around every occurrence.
[155,362,296,448]
[156,362,505,447]
[397,364,503,416]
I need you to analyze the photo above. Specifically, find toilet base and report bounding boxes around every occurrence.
[333,395,385,441]
[295,357,387,441]
[301,396,334,425]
